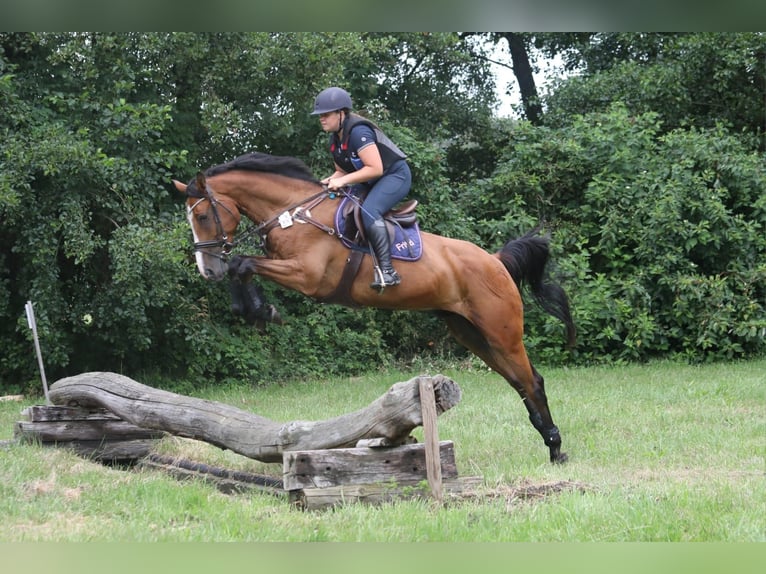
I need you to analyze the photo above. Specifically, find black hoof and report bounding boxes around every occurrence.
[551,451,569,464]
[263,304,283,325]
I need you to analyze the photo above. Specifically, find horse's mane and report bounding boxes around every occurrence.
[205,152,317,183]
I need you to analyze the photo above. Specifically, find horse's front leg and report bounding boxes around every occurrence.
[226,258,282,326]
[229,255,317,297]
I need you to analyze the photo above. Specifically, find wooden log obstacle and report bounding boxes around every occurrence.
[14,372,480,509]
[15,404,165,463]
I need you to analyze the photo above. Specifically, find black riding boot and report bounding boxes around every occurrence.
[367,219,401,290]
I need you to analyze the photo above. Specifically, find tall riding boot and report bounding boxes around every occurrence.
[367,219,401,290]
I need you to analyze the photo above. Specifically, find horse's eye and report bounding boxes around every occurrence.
[196,213,209,223]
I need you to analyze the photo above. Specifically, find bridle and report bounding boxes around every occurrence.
[187,178,345,263]
[187,192,239,261]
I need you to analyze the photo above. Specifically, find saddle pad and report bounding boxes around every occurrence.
[334,196,423,262]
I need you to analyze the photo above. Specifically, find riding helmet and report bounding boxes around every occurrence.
[311,87,353,115]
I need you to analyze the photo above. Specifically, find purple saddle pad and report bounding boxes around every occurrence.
[334,196,423,261]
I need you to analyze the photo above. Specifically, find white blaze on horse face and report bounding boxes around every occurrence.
[187,206,210,279]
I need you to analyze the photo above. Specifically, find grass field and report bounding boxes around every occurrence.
[0,359,763,542]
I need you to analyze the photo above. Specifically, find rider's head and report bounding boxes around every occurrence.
[312,87,352,134]
[311,87,353,115]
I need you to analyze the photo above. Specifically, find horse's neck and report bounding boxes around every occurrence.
[222,172,320,223]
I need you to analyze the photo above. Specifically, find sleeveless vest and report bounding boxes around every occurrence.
[329,113,407,175]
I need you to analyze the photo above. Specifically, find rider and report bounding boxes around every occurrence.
[312,87,412,290]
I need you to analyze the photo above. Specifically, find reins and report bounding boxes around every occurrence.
[253,186,338,245]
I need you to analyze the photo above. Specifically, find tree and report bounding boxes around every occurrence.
[475,33,766,363]
[494,33,543,125]
[543,32,766,142]
[0,32,497,392]
[1,33,194,391]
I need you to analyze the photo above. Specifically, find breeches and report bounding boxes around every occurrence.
[359,160,412,229]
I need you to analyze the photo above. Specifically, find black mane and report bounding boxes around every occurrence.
[205,152,317,182]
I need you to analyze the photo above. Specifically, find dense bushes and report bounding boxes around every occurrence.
[481,104,765,364]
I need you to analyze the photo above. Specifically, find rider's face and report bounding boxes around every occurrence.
[319,110,342,133]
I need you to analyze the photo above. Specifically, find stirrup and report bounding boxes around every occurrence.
[370,267,401,290]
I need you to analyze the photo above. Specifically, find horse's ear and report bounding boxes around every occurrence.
[172,180,188,194]
[195,172,207,195]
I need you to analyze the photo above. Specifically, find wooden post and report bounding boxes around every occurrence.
[25,301,50,404]
[418,376,443,503]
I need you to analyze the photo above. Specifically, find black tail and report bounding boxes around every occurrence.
[497,231,576,348]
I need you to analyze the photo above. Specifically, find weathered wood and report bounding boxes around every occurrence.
[13,405,163,463]
[140,454,285,496]
[355,436,417,448]
[15,419,163,442]
[282,441,457,491]
[22,405,122,422]
[48,372,462,463]
[65,439,158,462]
[418,376,443,502]
[289,476,484,511]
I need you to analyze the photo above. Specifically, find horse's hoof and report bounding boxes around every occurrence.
[552,451,569,464]
[266,305,283,325]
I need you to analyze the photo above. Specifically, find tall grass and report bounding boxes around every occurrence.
[0,359,763,541]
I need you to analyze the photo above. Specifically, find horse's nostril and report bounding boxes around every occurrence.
[203,266,225,281]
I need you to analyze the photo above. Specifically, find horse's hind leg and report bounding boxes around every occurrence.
[440,311,567,463]
[528,363,567,463]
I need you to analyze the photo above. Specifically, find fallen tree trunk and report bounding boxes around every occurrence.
[48,372,461,463]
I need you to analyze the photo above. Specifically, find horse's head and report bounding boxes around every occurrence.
[173,172,241,281]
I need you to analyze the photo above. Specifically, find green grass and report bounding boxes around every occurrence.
[0,359,763,541]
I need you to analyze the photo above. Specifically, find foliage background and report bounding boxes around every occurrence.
[1,32,763,393]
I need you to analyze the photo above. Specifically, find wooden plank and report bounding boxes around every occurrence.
[14,420,166,442]
[282,441,457,491]
[418,376,443,502]
[290,476,484,511]
[355,436,417,448]
[2,436,155,462]
[22,405,122,422]
[64,439,158,462]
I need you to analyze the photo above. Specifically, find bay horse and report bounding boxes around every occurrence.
[173,152,576,463]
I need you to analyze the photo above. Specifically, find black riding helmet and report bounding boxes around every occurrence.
[311,87,353,115]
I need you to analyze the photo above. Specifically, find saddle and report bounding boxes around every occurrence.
[321,191,424,307]
[334,192,423,261]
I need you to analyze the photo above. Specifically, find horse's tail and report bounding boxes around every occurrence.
[496,231,576,348]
